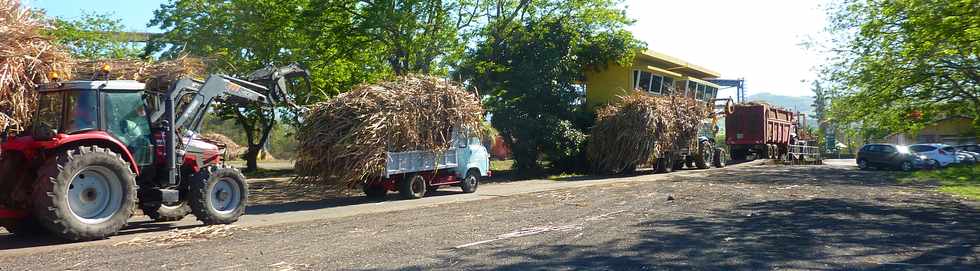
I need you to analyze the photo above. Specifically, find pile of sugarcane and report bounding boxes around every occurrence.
[200,133,244,159]
[0,0,73,132]
[588,92,709,173]
[73,56,206,92]
[294,75,484,187]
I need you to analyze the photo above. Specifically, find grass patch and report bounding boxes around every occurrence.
[901,165,980,200]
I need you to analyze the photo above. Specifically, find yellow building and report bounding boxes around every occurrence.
[584,50,722,110]
[886,116,978,145]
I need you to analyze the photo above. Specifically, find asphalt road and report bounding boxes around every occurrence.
[1,160,978,270]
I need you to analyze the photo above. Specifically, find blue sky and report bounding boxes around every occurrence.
[26,0,827,98]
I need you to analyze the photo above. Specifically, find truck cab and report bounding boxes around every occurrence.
[365,129,490,200]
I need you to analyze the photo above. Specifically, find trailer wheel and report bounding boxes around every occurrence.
[188,166,248,225]
[31,146,137,241]
[713,148,726,168]
[363,183,387,198]
[141,201,191,222]
[694,142,712,169]
[399,174,427,199]
[654,156,673,173]
[671,157,685,170]
[461,169,480,193]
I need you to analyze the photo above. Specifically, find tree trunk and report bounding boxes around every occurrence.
[234,109,276,173]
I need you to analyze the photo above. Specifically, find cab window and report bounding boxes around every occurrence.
[65,90,99,133]
[104,91,152,165]
[35,92,64,132]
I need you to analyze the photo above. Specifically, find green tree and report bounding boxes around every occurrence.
[47,12,143,59]
[822,0,980,139]
[313,0,485,75]
[458,0,642,172]
[149,0,389,171]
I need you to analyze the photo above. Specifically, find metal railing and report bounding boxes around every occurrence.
[784,144,823,165]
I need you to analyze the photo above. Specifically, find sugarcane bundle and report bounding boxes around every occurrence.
[294,75,484,187]
[588,92,709,173]
[0,0,73,131]
[199,133,244,159]
[72,55,206,91]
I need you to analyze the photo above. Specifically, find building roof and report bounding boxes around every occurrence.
[637,50,721,79]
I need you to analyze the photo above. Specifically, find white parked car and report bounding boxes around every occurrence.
[908,144,959,168]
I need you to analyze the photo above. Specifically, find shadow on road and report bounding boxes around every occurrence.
[436,193,980,270]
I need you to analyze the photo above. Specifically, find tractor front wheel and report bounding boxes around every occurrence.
[188,166,248,225]
[31,146,137,241]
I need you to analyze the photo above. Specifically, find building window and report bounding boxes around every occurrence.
[687,81,697,98]
[696,84,706,100]
[650,74,663,95]
[662,77,674,95]
[637,70,651,91]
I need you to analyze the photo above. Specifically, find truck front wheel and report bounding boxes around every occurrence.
[461,169,479,193]
[188,166,248,225]
[32,146,137,241]
[399,174,426,199]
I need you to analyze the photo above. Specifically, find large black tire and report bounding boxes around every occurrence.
[363,183,387,199]
[713,148,726,168]
[399,174,426,199]
[672,157,685,170]
[188,165,248,225]
[857,159,870,170]
[140,201,191,222]
[31,146,137,241]
[461,169,479,193]
[654,156,673,173]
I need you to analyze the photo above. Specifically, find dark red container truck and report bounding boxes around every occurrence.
[726,103,797,160]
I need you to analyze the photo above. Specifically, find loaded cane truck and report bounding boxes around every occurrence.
[361,130,491,199]
[0,64,308,240]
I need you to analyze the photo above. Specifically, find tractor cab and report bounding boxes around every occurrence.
[27,81,154,166]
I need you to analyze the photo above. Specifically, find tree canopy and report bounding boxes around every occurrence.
[458,0,642,171]
[46,12,143,59]
[822,0,980,140]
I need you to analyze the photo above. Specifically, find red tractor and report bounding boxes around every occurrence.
[0,64,307,240]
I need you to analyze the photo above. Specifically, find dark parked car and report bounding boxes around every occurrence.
[856,144,926,171]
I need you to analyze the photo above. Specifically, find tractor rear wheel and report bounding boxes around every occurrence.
[141,201,191,222]
[188,166,248,225]
[31,146,137,241]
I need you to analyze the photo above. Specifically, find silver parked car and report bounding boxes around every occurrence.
[909,144,959,168]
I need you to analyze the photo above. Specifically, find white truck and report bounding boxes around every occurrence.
[362,131,490,199]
